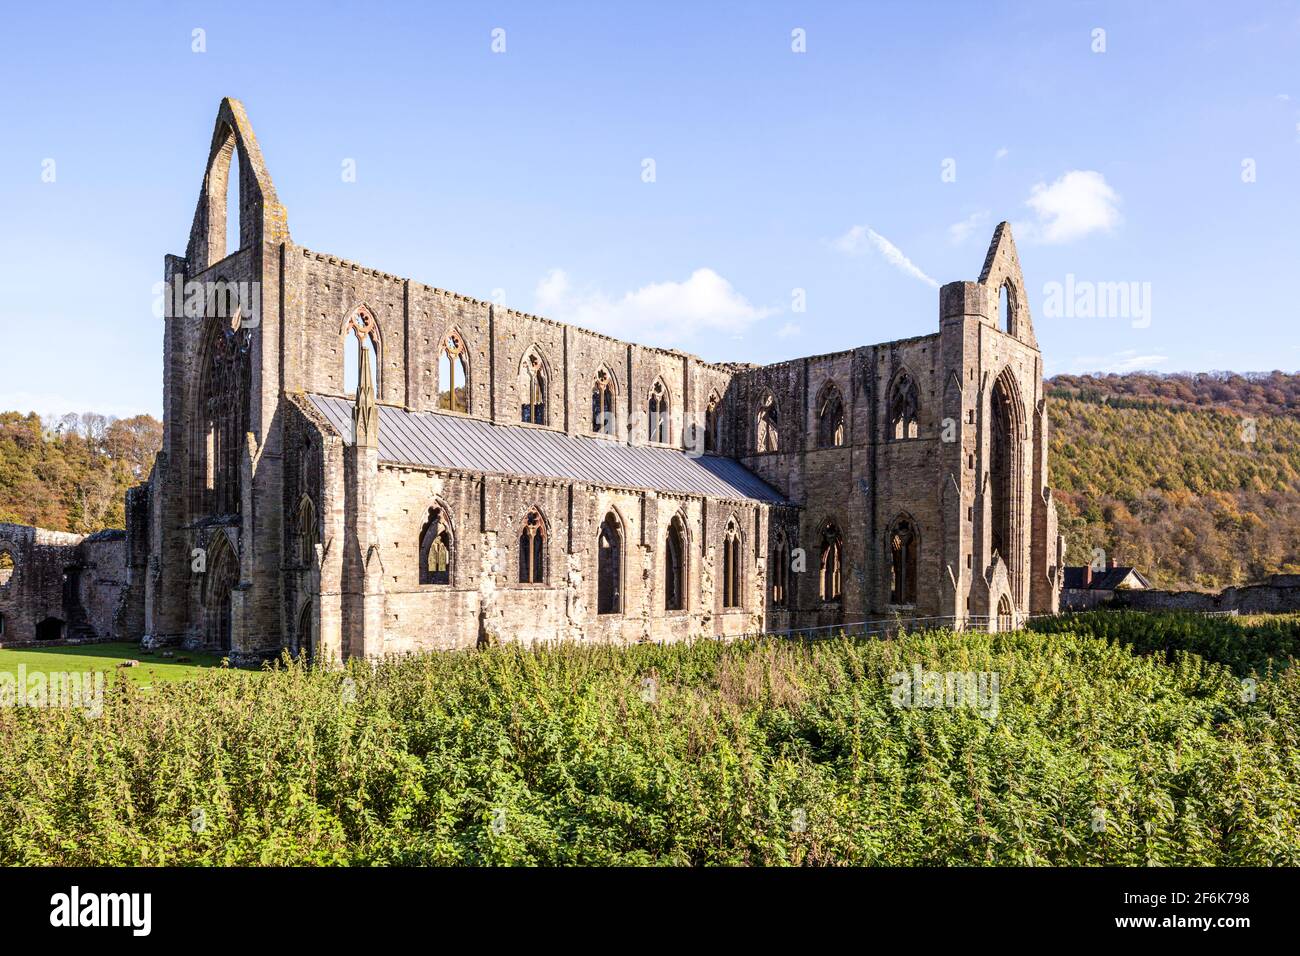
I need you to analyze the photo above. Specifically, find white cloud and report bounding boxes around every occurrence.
[776,322,801,338]
[995,147,1009,160]
[532,267,773,345]
[948,210,990,245]
[833,225,939,288]
[1018,170,1121,244]
[1058,349,1168,374]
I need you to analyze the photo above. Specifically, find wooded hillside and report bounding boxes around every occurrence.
[0,412,161,533]
[1048,372,1300,589]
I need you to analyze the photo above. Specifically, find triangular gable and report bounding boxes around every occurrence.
[977,222,1037,348]
[185,97,290,271]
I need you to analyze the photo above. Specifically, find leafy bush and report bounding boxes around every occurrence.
[1030,610,1300,678]
[2,619,1298,866]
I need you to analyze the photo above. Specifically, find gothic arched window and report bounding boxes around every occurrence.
[419,505,453,585]
[704,392,722,453]
[342,309,379,400]
[518,507,546,584]
[439,332,469,413]
[519,351,547,424]
[769,530,790,606]
[597,512,622,613]
[771,530,789,608]
[889,517,918,605]
[296,497,318,567]
[819,522,843,603]
[817,383,846,448]
[889,372,920,440]
[756,393,779,453]
[665,514,686,611]
[722,518,742,608]
[592,369,617,435]
[648,380,670,444]
[193,309,251,518]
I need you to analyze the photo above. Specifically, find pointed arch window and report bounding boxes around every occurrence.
[342,309,379,399]
[819,522,843,603]
[889,372,920,440]
[518,507,546,584]
[722,518,743,608]
[817,383,846,448]
[520,351,547,424]
[419,505,453,585]
[223,137,242,259]
[756,393,779,453]
[597,512,622,613]
[996,594,1014,632]
[205,124,245,264]
[296,497,318,567]
[194,313,252,518]
[665,514,687,611]
[439,332,469,413]
[592,369,617,435]
[889,517,918,605]
[771,530,789,608]
[648,380,670,444]
[704,392,722,453]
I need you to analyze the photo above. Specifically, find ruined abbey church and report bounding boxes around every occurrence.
[0,99,1062,662]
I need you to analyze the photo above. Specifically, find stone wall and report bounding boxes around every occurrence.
[1111,577,1300,615]
[0,522,131,646]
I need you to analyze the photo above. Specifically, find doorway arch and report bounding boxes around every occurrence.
[296,600,314,664]
[203,532,239,654]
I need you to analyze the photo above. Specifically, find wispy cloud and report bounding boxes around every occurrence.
[948,210,990,245]
[776,321,801,338]
[995,146,1009,160]
[1058,349,1168,375]
[1016,170,1121,244]
[833,225,939,288]
[532,267,773,346]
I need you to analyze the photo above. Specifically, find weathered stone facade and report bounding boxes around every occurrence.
[123,99,1061,664]
[0,524,135,646]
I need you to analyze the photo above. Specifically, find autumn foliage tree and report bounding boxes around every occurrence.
[1048,372,1300,589]
[0,411,162,533]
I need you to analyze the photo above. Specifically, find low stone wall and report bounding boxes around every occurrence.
[1111,576,1300,615]
[0,635,120,650]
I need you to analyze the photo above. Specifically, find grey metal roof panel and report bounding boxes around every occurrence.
[307,394,786,504]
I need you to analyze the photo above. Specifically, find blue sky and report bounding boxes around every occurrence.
[1,0,1298,419]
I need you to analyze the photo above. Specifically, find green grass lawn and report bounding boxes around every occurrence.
[0,641,224,687]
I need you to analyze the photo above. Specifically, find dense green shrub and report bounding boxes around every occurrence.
[1030,610,1300,677]
[1,620,1297,866]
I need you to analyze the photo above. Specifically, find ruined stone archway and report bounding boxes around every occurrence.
[296,600,314,664]
[996,594,1014,632]
[203,532,239,654]
[989,369,1026,607]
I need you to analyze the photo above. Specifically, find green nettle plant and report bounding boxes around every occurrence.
[0,612,1297,866]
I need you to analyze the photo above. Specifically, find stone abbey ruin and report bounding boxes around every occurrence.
[0,99,1062,662]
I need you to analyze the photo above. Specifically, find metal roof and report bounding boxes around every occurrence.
[307,394,786,504]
